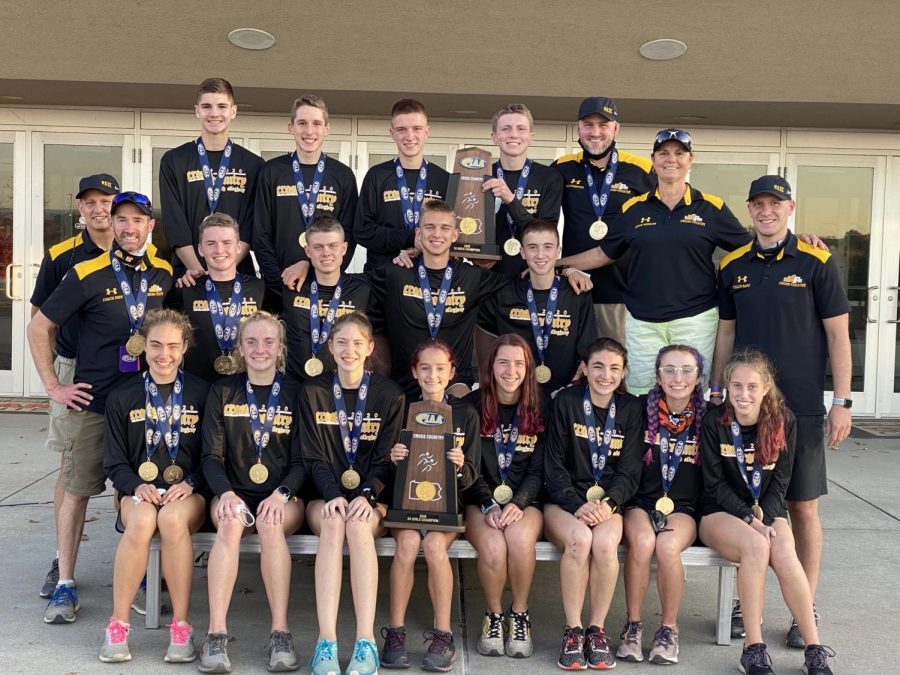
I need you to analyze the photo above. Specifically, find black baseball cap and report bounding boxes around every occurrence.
[747,175,793,201]
[577,97,618,122]
[111,191,153,216]
[76,173,120,199]
[652,129,693,153]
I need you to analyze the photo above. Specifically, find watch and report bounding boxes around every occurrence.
[275,486,292,503]
[832,397,852,409]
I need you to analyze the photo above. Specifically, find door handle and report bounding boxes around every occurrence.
[887,286,899,324]
[866,285,879,323]
[4,263,23,300]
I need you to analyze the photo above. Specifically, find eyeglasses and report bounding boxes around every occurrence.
[658,365,698,378]
[653,129,692,150]
[112,191,152,207]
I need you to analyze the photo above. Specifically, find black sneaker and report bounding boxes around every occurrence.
[584,626,615,670]
[740,642,774,675]
[380,626,409,669]
[802,644,835,675]
[787,605,819,649]
[731,600,746,638]
[40,558,59,598]
[422,629,456,672]
[556,626,586,671]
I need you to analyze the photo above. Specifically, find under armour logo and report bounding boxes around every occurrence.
[106,288,118,296]
[737,275,748,283]
[640,217,652,224]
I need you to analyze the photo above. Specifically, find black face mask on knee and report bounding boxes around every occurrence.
[579,139,615,162]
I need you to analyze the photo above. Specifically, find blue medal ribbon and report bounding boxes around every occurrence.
[308,273,343,358]
[110,252,149,337]
[657,425,690,496]
[493,409,520,485]
[394,158,428,230]
[332,371,371,468]
[583,147,618,221]
[417,259,454,339]
[582,388,617,484]
[526,277,559,367]
[494,159,532,239]
[143,370,184,465]
[205,277,243,354]
[730,421,763,504]
[291,151,326,227]
[246,373,282,463]
[196,137,233,213]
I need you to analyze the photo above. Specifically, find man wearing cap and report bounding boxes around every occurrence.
[551,97,654,344]
[30,173,120,599]
[27,191,173,624]
[712,175,851,648]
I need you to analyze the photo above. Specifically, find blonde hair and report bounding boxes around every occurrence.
[235,311,287,374]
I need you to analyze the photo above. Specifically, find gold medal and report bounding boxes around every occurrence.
[415,480,437,502]
[503,237,521,256]
[586,484,606,502]
[589,219,608,240]
[459,217,477,235]
[299,231,308,247]
[126,333,146,357]
[655,495,675,516]
[163,464,184,484]
[341,468,361,490]
[304,356,324,377]
[535,364,552,384]
[493,483,513,505]
[249,461,269,484]
[214,354,235,375]
[751,503,764,521]
[138,460,159,482]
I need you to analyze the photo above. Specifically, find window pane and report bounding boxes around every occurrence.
[0,143,13,369]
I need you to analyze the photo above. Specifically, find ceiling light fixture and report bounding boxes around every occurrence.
[451,109,479,115]
[0,95,24,101]
[675,115,706,121]
[639,39,688,61]
[227,28,276,51]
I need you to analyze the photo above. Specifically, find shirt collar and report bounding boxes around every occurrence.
[651,183,693,207]
[751,229,797,260]
[111,242,148,269]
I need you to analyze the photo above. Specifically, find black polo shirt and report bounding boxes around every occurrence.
[490,160,563,276]
[478,276,597,393]
[30,230,104,358]
[552,147,655,304]
[167,273,265,383]
[354,159,450,272]
[718,231,850,415]
[603,185,750,322]
[40,245,173,413]
[252,153,358,292]
[159,140,263,276]
[281,273,376,381]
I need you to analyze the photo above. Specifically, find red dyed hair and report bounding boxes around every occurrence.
[718,348,787,466]
[477,334,544,437]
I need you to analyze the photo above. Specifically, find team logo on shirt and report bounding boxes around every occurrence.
[680,214,706,227]
[383,189,443,203]
[636,217,656,228]
[129,405,200,433]
[508,308,571,336]
[105,287,120,297]
[276,184,338,210]
[565,178,584,190]
[611,182,632,194]
[732,275,751,290]
[224,404,294,433]
[719,442,775,469]
[485,426,538,454]
[645,431,698,463]
[778,274,807,288]
[572,422,624,454]
[315,411,382,440]
[521,190,541,214]
[193,298,259,316]
[401,285,466,313]
[292,296,358,317]
[187,169,248,193]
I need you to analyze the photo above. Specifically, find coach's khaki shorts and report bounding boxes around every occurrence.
[45,356,79,454]
[62,410,107,497]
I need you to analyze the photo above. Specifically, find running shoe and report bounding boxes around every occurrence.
[585,626,615,670]
[346,638,380,675]
[164,618,196,663]
[308,638,339,675]
[740,642,774,675]
[615,619,643,662]
[380,626,409,669]
[648,625,679,665]
[802,644,835,675]
[98,617,131,663]
[39,558,59,598]
[476,611,505,656]
[267,630,300,672]
[731,599,746,638]
[43,584,79,624]
[556,626,587,671]
[506,609,534,658]
[198,633,232,674]
[787,605,820,649]
[422,629,456,672]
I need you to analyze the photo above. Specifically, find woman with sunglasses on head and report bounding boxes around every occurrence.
[463,333,546,660]
[544,337,643,671]
[299,312,405,675]
[100,309,209,664]
[699,348,834,675]
[380,339,480,673]
[199,311,306,674]
[557,129,825,397]
[616,345,707,666]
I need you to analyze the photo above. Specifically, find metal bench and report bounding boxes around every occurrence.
[146,534,736,645]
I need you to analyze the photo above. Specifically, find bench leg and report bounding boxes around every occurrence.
[145,547,161,629]
[716,566,734,646]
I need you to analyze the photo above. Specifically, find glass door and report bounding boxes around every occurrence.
[26,132,133,395]
[876,158,900,416]
[688,152,780,231]
[0,132,24,394]
[785,154,886,416]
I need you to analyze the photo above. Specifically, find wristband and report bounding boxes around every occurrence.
[480,500,501,515]
[602,496,618,514]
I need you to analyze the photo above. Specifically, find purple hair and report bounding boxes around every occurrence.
[644,344,708,464]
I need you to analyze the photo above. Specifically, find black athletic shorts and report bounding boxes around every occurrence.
[786,414,828,502]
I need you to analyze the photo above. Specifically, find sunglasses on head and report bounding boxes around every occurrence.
[654,129,692,148]
[112,191,152,207]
